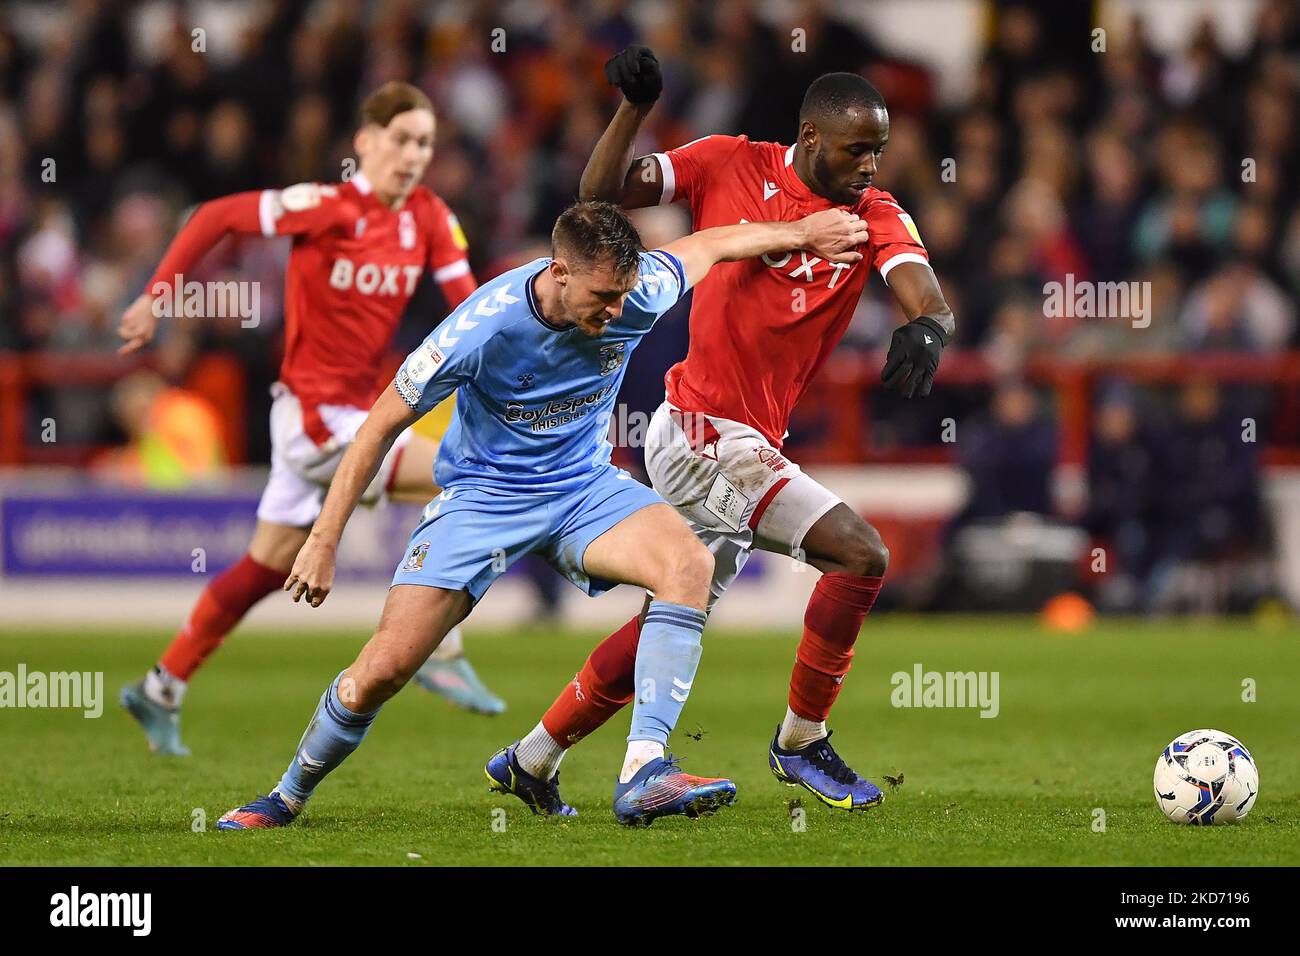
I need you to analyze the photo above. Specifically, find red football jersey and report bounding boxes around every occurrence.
[654,135,929,447]
[149,171,475,445]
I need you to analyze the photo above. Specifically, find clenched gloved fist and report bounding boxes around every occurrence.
[881,315,949,398]
[604,45,663,105]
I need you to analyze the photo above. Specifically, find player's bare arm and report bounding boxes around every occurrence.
[285,385,419,607]
[579,46,664,208]
[663,209,870,287]
[887,261,955,340]
[117,184,345,355]
[117,291,162,355]
[880,261,956,399]
[116,194,269,354]
[580,101,662,207]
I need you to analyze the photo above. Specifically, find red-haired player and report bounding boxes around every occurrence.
[499,52,956,811]
[118,82,505,756]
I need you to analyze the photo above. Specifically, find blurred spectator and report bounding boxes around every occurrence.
[1146,380,1269,612]
[94,368,226,488]
[1075,128,1142,281]
[1081,384,1157,611]
[1180,259,1295,352]
[952,380,1057,528]
[1133,122,1238,277]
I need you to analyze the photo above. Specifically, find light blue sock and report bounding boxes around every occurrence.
[628,601,707,745]
[275,673,380,807]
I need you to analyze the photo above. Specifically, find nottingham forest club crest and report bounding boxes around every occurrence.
[599,341,626,376]
[398,210,417,250]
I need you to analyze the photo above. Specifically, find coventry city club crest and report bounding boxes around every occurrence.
[598,341,626,376]
[401,541,430,573]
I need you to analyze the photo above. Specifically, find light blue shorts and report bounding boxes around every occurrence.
[390,464,664,603]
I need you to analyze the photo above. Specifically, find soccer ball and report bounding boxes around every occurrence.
[1153,729,1259,825]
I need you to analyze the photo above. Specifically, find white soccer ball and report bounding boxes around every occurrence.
[1153,729,1259,825]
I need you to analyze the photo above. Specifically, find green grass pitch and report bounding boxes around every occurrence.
[1,617,1297,866]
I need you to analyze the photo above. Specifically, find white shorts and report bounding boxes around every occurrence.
[256,382,413,527]
[644,400,841,608]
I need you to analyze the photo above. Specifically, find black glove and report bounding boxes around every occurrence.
[604,45,662,105]
[881,315,948,398]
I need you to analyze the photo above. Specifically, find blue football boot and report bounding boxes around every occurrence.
[216,791,299,830]
[769,728,884,811]
[485,743,576,817]
[119,680,191,756]
[415,655,507,715]
[613,755,737,827]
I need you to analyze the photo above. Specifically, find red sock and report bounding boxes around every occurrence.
[158,554,286,680]
[789,573,883,721]
[541,615,640,747]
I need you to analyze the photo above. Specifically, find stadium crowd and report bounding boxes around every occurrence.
[1,0,1298,610]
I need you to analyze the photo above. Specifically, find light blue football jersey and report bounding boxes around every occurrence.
[394,250,690,492]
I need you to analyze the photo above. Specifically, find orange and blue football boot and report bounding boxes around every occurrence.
[769,728,883,811]
[485,743,576,817]
[216,791,299,830]
[612,755,736,827]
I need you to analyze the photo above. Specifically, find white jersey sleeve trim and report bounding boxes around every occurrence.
[258,190,280,237]
[648,249,688,296]
[433,259,471,282]
[879,252,931,285]
[651,152,675,205]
